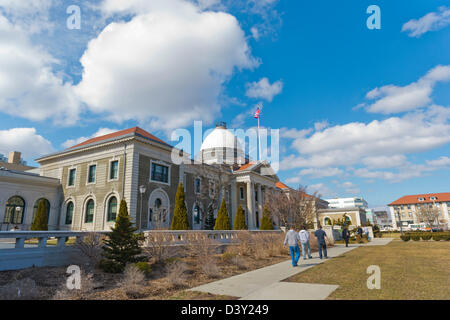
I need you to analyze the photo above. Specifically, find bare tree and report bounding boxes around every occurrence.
[417,205,441,231]
[265,186,320,229]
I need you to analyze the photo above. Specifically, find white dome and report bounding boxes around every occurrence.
[200,126,243,151]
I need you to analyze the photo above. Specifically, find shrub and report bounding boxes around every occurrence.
[421,234,432,241]
[171,183,190,230]
[31,200,48,231]
[72,232,105,270]
[222,251,237,263]
[120,264,146,299]
[134,262,152,277]
[432,234,441,241]
[166,261,188,288]
[260,205,274,230]
[100,199,143,273]
[233,205,247,230]
[0,278,41,300]
[214,198,231,230]
[201,261,220,278]
[186,233,220,264]
[411,235,421,241]
[400,235,410,241]
[232,256,248,270]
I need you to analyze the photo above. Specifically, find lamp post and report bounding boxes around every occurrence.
[139,185,146,231]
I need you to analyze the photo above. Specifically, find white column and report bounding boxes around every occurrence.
[257,184,262,228]
[230,180,237,228]
[246,181,255,229]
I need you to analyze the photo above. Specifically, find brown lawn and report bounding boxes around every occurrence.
[286,240,450,300]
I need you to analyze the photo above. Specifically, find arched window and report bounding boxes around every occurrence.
[85,199,95,223]
[65,201,74,225]
[324,217,332,226]
[32,198,50,223]
[344,215,352,225]
[107,197,118,222]
[3,196,25,224]
[193,204,201,224]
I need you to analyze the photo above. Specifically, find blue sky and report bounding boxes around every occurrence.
[0,0,449,207]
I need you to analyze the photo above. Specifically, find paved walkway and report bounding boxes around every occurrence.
[190,238,393,300]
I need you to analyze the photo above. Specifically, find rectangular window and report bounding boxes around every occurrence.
[194,178,201,194]
[109,160,119,180]
[87,164,96,183]
[240,187,244,200]
[151,163,169,183]
[68,168,76,186]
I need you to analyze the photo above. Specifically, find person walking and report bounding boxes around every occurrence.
[357,226,363,243]
[314,225,328,259]
[342,227,350,247]
[299,226,312,260]
[283,226,301,267]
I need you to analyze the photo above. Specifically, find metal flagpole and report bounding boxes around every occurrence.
[257,114,261,161]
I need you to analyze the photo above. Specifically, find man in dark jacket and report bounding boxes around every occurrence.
[342,227,350,247]
[314,225,328,259]
[356,226,363,243]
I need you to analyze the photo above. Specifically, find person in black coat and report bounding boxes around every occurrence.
[342,227,350,247]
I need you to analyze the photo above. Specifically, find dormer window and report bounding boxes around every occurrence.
[430,196,437,201]
[418,197,425,201]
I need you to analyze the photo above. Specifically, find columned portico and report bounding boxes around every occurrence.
[247,181,255,229]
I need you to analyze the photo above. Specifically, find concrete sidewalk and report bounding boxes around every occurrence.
[190,244,358,300]
[191,238,394,300]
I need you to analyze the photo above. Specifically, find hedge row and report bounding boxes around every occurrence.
[400,232,450,242]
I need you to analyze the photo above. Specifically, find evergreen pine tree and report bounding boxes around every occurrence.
[214,197,231,230]
[233,205,247,230]
[204,204,215,230]
[100,199,142,273]
[31,200,48,231]
[260,205,274,230]
[171,183,190,230]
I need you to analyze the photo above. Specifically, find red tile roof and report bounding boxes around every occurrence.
[236,162,256,171]
[276,181,289,189]
[388,193,450,206]
[68,127,170,149]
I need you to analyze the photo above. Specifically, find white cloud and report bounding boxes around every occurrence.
[314,120,329,131]
[245,77,283,102]
[0,128,54,160]
[280,105,450,182]
[362,155,407,169]
[340,181,360,195]
[402,6,450,37]
[61,128,118,149]
[76,0,258,131]
[250,26,260,40]
[0,0,53,34]
[298,167,343,178]
[0,15,81,125]
[365,65,450,114]
[425,156,450,167]
[308,183,334,198]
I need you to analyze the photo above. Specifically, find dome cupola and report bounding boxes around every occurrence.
[199,122,245,165]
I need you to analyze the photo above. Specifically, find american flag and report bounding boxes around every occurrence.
[254,107,260,119]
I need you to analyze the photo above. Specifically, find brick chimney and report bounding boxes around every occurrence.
[8,151,21,164]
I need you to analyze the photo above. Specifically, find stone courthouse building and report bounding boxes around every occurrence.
[0,123,283,231]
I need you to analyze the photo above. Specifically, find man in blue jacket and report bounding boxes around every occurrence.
[314,225,328,259]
